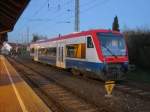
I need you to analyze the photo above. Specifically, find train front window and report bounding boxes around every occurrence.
[97,33,126,56]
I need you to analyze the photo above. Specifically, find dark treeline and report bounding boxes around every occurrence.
[32,34,48,42]
[123,29,150,69]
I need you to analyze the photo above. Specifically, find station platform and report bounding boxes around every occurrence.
[0,55,51,112]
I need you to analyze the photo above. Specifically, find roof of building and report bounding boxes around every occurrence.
[0,0,30,34]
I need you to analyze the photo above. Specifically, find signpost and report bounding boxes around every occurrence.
[105,81,115,97]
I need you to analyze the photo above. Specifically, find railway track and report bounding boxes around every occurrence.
[35,59,149,99]
[8,57,106,112]
[75,71,150,101]
[115,83,150,100]
[84,72,150,101]
[7,57,150,112]
[16,57,150,101]
[74,73,150,101]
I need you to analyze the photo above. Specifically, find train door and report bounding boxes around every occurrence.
[34,47,39,61]
[57,43,65,68]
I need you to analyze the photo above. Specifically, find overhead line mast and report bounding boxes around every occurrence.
[75,0,80,32]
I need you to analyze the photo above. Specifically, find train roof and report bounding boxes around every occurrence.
[31,29,121,45]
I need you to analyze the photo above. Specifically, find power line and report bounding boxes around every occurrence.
[81,0,111,13]
[28,0,73,23]
[80,0,96,7]
[33,0,48,16]
[17,0,111,39]
[65,0,111,20]
[20,0,73,26]
[21,0,73,34]
[15,0,48,33]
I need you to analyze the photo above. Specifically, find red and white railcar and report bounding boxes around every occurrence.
[30,29,128,80]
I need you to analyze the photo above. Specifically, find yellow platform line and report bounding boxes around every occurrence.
[2,56,28,112]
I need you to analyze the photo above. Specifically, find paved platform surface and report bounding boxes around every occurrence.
[0,55,52,112]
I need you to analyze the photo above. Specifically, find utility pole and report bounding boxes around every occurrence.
[27,27,29,44]
[75,0,80,32]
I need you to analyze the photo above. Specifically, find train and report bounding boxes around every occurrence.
[30,29,128,81]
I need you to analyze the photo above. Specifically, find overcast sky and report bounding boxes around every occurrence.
[8,0,150,43]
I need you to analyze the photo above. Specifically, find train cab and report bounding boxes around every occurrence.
[95,32,128,80]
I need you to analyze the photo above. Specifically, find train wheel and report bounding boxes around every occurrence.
[71,68,81,76]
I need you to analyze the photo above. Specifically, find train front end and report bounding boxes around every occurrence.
[96,31,128,80]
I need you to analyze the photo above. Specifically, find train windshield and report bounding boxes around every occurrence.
[97,33,126,56]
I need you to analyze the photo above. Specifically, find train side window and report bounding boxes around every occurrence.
[47,47,56,57]
[66,43,86,59]
[87,36,94,48]
[38,47,56,57]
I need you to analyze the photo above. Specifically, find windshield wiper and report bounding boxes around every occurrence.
[102,45,118,58]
